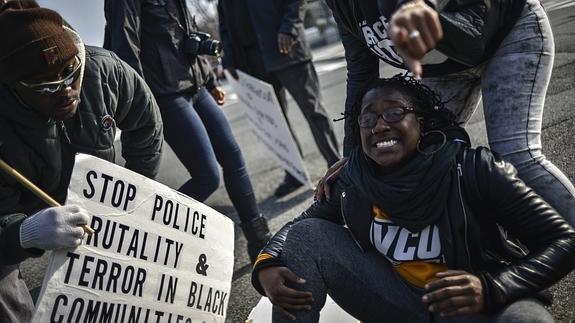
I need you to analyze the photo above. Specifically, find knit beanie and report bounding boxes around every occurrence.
[0,1,78,84]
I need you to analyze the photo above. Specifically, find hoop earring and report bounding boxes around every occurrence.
[371,128,376,135]
[417,130,447,156]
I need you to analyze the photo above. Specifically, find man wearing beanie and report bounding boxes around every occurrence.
[0,1,163,321]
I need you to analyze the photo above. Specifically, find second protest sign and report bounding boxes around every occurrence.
[226,69,313,188]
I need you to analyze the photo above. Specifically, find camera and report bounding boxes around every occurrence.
[183,32,222,57]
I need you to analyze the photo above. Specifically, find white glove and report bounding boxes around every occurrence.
[20,205,90,250]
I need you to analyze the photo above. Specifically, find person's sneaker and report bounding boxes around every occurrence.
[274,173,304,198]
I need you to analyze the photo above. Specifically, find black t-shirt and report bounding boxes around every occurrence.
[356,0,462,75]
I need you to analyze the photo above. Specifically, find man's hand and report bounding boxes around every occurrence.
[314,157,348,203]
[278,33,295,54]
[389,0,443,78]
[422,270,485,317]
[259,266,314,320]
[20,205,90,251]
[210,86,226,106]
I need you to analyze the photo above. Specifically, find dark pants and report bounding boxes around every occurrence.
[244,46,304,158]
[0,265,34,322]
[156,89,259,223]
[273,61,341,166]
[242,46,340,166]
[274,218,554,323]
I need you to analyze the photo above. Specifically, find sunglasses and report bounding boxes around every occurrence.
[19,56,81,94]
[358,106,415,128]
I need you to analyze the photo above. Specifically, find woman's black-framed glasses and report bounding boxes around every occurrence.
[358,106,415,128]
[19,56,81,95]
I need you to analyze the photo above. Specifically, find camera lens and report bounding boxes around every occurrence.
[210,40,222,56]
[199,39,222,56]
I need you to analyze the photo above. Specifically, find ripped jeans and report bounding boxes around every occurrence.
[423,0,575,225]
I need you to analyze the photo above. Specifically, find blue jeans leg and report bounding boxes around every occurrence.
[156,89,259,222]
[274,62,341,166]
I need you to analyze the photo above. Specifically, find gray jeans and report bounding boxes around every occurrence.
[422,0,575,226]
[272,219,554,323]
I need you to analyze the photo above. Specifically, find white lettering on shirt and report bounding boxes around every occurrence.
[360,17,403,66]
[371,218,443,265]
[359,15,450,68]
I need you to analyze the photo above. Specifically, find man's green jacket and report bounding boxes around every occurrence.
[0,45,163,322]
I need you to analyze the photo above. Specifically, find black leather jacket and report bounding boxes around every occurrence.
[0,45,163,322]
[252,147,575,313]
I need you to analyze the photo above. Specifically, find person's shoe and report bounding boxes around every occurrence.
[240,215,272,264]
[274,173,304,198]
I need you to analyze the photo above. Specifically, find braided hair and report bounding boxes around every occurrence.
[345,73,460,146]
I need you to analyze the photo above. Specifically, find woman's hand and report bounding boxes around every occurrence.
[389,0,443,78]
[210,86,226,106]
[258,266,314,320]
[422,270,485,317]
[314,157,348,203]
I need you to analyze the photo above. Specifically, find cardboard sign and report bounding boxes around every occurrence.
[33,154,235,322]
[226,70,313,188]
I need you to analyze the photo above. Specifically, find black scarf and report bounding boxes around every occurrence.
[341,141,461,232]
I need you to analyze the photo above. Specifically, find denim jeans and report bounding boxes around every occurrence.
[156,88,259,223]
[272,218,554,323]
[422,0,575,226]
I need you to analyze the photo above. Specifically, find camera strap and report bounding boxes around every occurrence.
[175,0,195,35]
[174,0,205,89]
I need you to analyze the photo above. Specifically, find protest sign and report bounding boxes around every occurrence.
[33,154,235,323]
[226,70,313,188]
[247,296,356,322]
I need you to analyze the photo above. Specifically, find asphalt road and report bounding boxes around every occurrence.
[21,1,575,322]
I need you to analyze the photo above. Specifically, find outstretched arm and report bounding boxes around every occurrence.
[325,0,380,156]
